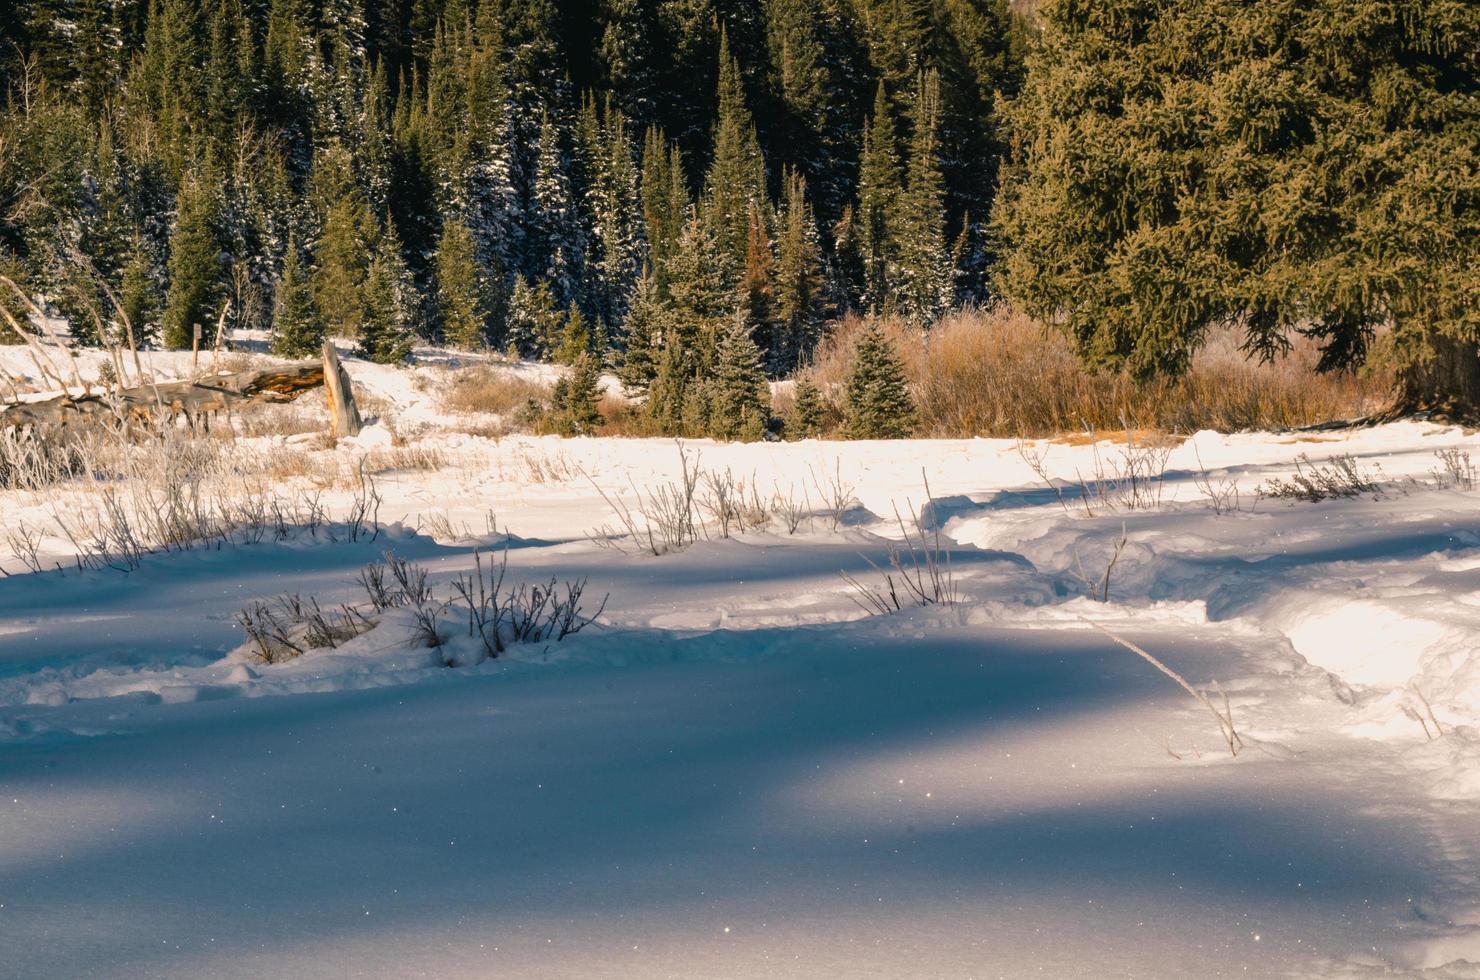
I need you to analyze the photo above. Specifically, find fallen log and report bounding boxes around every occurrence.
[0,361,326,429]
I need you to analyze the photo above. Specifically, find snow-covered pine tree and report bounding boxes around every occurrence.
[528,110,586,315]
[701,29,767,292]
[360,60,395,216]
[505,274,562,360]
[856,80,902,315]
[314,0,369,148]
[842,322,915,438]
[709,313,771,441]
[639,127,688,295]
[271,235,324,357]
[582,96,646,338]
[893,69,951,329]
[616,268,662,395]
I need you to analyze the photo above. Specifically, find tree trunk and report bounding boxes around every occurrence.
[1388,333,1480,423]
[322,341,363,438]
[0,362,324,428]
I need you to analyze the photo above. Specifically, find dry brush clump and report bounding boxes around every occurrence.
[436,365,554,419]
[841,477,958,616]
[799,306,1393,438]
[238,548,605,666]
[588,447,858,555]
[0,415,387,575]
[1259,453,1381,502]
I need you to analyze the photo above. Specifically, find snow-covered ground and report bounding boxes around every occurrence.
[4,342,1480,978]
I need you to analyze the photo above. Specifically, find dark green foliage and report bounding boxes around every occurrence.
[549,352,605,435]
[357,223,417,364]
[709,315,771,441]
[616,270,662,394]
[894,70,950,328]
[843,323,915,438]
[856,80,902,313]
[271,237,324,357]
[119,235,162,348]
[554,307,593,365]
[790,373,825,439]
[5,0,1034,399]
[435,218,493,350]
[162,173,221,350]
[998,0,1480,413]
[311,147,376,340]
[702,31,769,292]
[773,168,826,371]
[506,275,562,359]
[0,250,35,343]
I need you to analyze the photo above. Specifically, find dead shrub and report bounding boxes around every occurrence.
[229,400,327,439]
[801,305,1393,438]
[363,446,449,474]
[439,365,553,417]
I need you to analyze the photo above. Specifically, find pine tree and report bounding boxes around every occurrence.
[644,335,691,434]
[999,0,1480,415]
[842,323,915,438]
[548,351,605,435]
[774,168,826,371]
[271,236,324,357]
[790,373,825,439]
[617,268,662,394]
[701,30,768,290]
[857,80,902,312]
[311,146,376,340]
[739,203,775,357]
[357,220,416,363]
[505,274,561,359]
[640,127,688,294]
[894,69,950,328]
[583,98,646,334]
[554,307,592,365]
[435,217,492,349]
[525,110,585,311]
[709,313,771,441]
[761,0,868,222]
[664,216,733,357]
[120,234,163,348]
[162,172,221,350]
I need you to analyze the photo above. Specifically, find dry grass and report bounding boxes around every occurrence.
[802,306,1394,438]
[437,366,553,417]
[364,445,449,475]
[228,400,328,439]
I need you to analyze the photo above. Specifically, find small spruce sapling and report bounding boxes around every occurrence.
[549,352,605,435]
[791,374,825,439]
[843,323,916,439]
[554,307,592,365]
